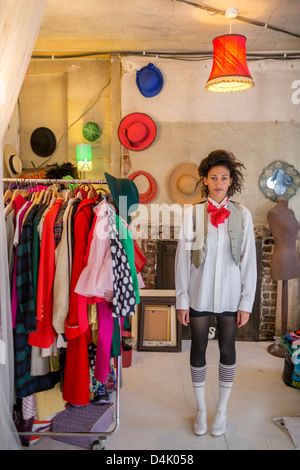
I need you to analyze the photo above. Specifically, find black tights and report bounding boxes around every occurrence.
[190,315,237,368]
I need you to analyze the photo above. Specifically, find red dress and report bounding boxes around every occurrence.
[28,199,63,349]
[62,199,95,405]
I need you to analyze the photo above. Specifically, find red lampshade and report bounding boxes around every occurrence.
[205,34,254,92]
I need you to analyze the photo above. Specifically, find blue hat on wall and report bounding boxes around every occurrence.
[136,63,163,98]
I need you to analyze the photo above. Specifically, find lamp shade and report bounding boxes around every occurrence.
[76,144,92,171]
[205,34,254,92]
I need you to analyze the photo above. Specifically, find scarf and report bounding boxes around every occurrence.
[207,200,231,228]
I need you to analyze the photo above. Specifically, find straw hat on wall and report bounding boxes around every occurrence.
[4,144,22,177]
[167,162,203,205]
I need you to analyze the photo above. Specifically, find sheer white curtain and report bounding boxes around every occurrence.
[0,0,47,450]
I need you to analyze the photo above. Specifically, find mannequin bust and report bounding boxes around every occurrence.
[267,198,300,338]
[267,198,300,281]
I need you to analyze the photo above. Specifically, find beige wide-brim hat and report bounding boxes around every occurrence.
[167,162,203,205]
[4,144,22,177]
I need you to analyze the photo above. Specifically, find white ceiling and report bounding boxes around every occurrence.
[33,0,300,58]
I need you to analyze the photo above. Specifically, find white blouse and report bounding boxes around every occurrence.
[175,197,257,314]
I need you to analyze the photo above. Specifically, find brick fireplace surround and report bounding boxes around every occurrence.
[140,224,277,341]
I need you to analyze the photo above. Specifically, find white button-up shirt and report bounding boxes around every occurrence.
[175,197,257,314]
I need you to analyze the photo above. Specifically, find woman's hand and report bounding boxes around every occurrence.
[176,309,190,326]
[237,310,250,328]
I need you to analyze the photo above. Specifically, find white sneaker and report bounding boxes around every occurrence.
[193,410,207,435]
[211,410,226,436]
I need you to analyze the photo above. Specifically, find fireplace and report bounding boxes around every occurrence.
[140,224,278,341]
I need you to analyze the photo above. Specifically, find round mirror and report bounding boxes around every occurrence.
[259,161,300,202]
[266,169,293,195]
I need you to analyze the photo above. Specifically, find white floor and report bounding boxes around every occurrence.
[25,340,300,451]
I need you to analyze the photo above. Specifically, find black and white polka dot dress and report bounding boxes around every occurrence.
[107,205,136,318]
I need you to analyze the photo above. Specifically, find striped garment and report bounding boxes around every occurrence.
[219,363,236,389]
[191,365,206,387]
[16,204,40,333]
[54,200,68,246]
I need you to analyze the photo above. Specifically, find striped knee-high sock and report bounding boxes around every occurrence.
[218,363,236,414]
[190,365,206,412]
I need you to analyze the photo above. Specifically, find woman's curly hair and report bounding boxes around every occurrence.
[197,149,246,198]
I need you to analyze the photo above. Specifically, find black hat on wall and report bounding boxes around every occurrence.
[30,127,56,157]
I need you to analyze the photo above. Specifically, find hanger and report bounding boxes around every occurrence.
[11,187,20,201]
[48,183,64,200]
[37,189,46,204]
[40,182,50,205]
[64,189,70,201]
[30,182,36,201]
[88,184,96,199]
[3,186,13,205]
[20,184,30,199]
[45,188,54,206]
[52,189,58,200]
[3,181,19,213]
[29,181,38,201]
[64,188,74,201]
[98,181,108,194]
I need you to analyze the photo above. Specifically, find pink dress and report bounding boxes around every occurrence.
[75,201,114,301]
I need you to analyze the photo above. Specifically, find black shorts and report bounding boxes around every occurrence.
[189,307,237,318]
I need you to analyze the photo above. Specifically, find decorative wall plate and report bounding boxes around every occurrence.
[258,160,300,202]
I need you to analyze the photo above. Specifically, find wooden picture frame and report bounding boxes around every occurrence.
[138,296,181,352]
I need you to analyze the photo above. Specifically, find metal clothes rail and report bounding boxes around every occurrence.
[18,354,121,450]
[3,177,108,185]
[3,176,121,450]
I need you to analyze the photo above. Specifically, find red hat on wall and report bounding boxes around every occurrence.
[118,113,156,151]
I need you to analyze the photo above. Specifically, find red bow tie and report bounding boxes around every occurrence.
[207,202,231,228]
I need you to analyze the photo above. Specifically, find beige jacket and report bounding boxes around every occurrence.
[191,199,243,268]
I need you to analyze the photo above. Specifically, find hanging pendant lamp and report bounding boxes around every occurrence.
[205,9,254,93]
[205,34,254,92]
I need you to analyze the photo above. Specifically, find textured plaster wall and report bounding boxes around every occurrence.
[121,56,300,225]
[120,56,300,334]
[18,59,112,179]
[11,55,300,226]
[3,54,300,335]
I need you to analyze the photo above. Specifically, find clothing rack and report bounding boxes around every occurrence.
[3,177,108,185]
[3,176,122,450]
[18,348,121,450]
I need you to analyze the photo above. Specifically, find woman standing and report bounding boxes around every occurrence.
[175,149,257,436]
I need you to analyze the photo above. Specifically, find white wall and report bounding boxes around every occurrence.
[6,55,300,225]
[121,56,300,225]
